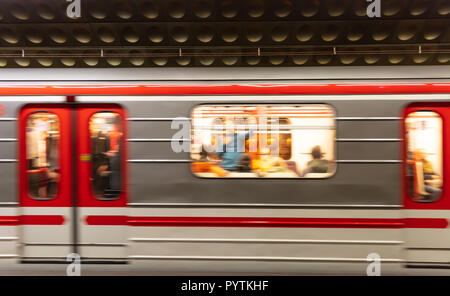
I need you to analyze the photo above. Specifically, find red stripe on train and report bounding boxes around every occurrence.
[0,215,446,228]
[403,218,449,228]
[86,215,127,226]
[20,215,65,225]
[0,83,449,96]
[0,215,65,226]
[0,216,20,226]
[86,216,449,229]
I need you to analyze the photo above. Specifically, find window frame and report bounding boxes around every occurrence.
[88,111,124,201]
[189,103,337,180]
[404,109,444,203]
[25,111,61,201]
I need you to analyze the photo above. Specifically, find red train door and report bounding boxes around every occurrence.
[19,106,73,262]
[19,104,128,263]
[403,103,450,268]
[76,106,128,263]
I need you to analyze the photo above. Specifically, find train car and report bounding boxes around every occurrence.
[0,66,448,275]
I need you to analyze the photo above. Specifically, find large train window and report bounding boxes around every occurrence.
[26,112,60,200]
[191,105,336,178]
[89,112,123,199]
[405,111,443,202]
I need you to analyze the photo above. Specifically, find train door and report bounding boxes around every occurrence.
[19,104,128,263]
[403,103,450,269]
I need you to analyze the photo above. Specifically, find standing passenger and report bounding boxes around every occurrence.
[216,118,252,171]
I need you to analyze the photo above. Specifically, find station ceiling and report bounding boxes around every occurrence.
[0,0,448,68]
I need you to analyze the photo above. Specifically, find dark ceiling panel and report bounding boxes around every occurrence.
[0,0,447,67]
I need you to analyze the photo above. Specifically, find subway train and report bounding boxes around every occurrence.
[0,66,448,275]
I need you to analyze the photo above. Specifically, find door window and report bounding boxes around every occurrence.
[89,112,123,200]
[26,112,60,200]
[405,111,443,202]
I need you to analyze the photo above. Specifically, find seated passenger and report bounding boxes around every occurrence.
[191,145,227,177]
[416,150,439,180]
[414,150,442,201]
[301,146,331,177]
[236,153,252,172]
[266,157,292,174]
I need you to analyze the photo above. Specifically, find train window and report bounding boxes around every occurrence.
[90,112,123,200]
[406,111,443,202]
[26,112,60,200]
[191,105,336,178]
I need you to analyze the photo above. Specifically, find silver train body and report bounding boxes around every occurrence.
[0,66,448,275]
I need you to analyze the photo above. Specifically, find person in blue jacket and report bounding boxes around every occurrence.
[216,119,252,172]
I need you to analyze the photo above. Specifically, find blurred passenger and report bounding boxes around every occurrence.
[191,145,227,177]
[92,127,111,197]
[415,150,439,179]
[406,150,415,197]
[413,150,441,201]
[251,147,292,177]
[192,117,229,177]
[45,132,60,197]
[216,118,252,172]
[105,118,122,198]
[236,153,252,172]
[26,118,40,169]
[301,146,331,177]
[27,116,60,199]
